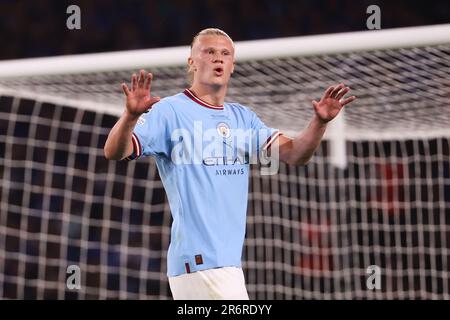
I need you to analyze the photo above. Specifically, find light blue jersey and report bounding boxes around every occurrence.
[127,89,280,277]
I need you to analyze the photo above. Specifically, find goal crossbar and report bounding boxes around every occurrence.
[0,24,449,78]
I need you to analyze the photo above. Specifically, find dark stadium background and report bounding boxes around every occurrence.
[0,0,449,60]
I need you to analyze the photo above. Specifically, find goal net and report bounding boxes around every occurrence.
[0,24,449,299]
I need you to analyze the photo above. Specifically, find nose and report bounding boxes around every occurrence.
[212,52,223,63]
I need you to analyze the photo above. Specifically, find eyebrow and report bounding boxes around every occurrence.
[203,47,231,52]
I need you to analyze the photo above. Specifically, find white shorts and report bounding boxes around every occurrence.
[168,267,250,300]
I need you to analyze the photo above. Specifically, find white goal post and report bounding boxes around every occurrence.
[0,24,449,76]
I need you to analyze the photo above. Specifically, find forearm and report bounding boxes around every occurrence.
[279,83,355,165]
[104,111,139,160]
[286,114,327,165]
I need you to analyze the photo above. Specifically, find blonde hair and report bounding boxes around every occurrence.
[187,28,234,84]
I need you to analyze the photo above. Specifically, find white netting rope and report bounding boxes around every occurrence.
[0,44,448,140]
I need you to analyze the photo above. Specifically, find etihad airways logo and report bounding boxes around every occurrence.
[170,121,279,175]
[203,155,249,166]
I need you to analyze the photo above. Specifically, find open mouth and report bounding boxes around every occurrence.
[214,67,224,76]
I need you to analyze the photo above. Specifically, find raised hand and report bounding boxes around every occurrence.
[312,83,356,124]
[122,69,160,118]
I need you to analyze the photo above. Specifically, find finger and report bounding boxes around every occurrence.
[330,83,345,98]
[145,96,161,109]
[138,69,145,87]
[335,87,350,100]
[323,86,335,98]
[145,73,153,91]
[121,83,130,96]
[312,100,320,113]
[340,96,356,106]
[131,73,137,91]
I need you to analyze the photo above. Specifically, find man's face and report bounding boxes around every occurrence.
[189,35,235,88]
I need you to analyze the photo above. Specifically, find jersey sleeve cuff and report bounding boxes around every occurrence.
[124,132,142,161]
[262,130,282,152]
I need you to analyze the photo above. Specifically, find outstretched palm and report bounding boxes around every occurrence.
[312,84,356,123]
[122,69,160,118]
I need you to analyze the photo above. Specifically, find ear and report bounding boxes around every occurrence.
[231,60,235,74]
[188,57,197,71]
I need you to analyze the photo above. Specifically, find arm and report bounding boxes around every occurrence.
[104,70,160,160]
[277,83,356,165]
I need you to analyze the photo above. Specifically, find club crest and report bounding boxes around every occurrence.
[216,122,231,138]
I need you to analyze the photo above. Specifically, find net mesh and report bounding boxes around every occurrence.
[1,44,449,138]
[0,42,449,299]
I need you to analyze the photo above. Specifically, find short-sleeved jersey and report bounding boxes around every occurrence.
[128,89,281,277]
